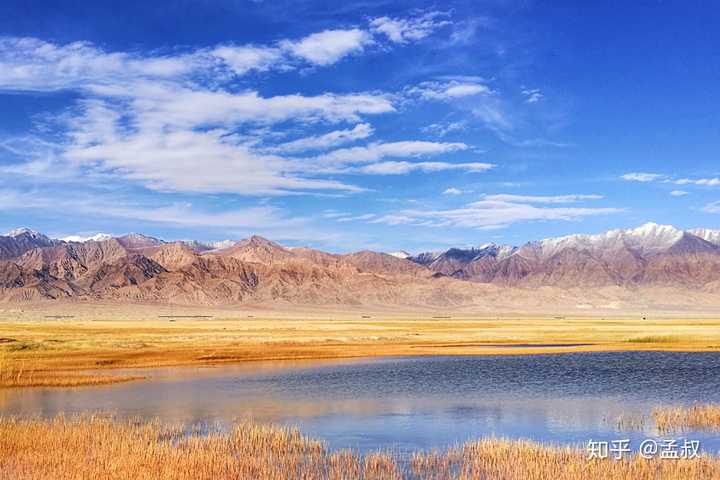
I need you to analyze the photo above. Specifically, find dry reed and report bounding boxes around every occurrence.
[614,413,646,431]
[1,416,719,480]
[653,404,720,433]
[0,353,142,388]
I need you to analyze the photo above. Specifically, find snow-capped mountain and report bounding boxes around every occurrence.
[688,228,720,246]
[529,223,685,258]
[115,233,165,250]
[1,227,57,260]
[409,242,516,277]
[182,239,236,252]
[6,227,49,240]
[387,250,411,259]
[410,250,445,265]
[408,223,720,284]
[61,233,113,243]
[476,243,517,260]
[1,223,720,305]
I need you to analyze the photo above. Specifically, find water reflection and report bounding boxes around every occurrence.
[2,353,719,453]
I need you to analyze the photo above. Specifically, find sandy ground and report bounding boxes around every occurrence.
[1,302,719,387]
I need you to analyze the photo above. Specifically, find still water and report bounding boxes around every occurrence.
[2,352,719,453]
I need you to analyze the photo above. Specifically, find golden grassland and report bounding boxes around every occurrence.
[1,303,720,388]
[1,415,719,480]
[654,404,720,433]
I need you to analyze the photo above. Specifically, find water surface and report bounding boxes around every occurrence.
[2,352,719,454]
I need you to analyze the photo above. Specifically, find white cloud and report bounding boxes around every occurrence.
[50,84,397,195]
[443,187,463,195]
[436,74,487,83]
[60,93,476,193]
[0,186,366,245]
[0,30,375,94]
[321,210,348,219]
[281,29,372,66]
[267,123,374,153]
[472,101,513,134]
[336,213,376,222]
[0,37,206,92]
[95,84,394,128]
[446,84,490,97]
[313,141,468,166]
[0,15,456,92]
[703,201,720,214]
[482,194,603,203]
[670,190,688,197]
[65,126,363,195]
[0,24,487,203]
[408,80,491,101]
[621,173,720,188]
[521,87,543,104]
[211,45,284,75]
[0,188,306,230]
[357,161,493,175]
[445,18,482,46]
[675,177,720,186]
[621,172,666,182]
[370,12,450,44]
[370,199,622,229]
[422,121,466,137]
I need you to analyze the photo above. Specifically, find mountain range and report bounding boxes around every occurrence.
[408,223,720,287]
[2,223,720,311]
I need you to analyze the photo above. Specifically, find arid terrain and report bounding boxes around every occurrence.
[2,303,720,388]
[2,224,720,312]
[2,224,720,393]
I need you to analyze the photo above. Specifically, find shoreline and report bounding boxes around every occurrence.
[2,312,720,388]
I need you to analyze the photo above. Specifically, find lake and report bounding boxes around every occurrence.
[2,352,719,454]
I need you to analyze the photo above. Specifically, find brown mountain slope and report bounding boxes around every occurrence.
[341,251,428,276]
[2,225,720,310]
[410,225,720,288]
[0,229,57,261]
[216,236,295,264]
[0,236,468,306]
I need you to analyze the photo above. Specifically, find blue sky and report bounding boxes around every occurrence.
[0,0,718,252]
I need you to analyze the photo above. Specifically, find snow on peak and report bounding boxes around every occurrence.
[688,228,720,246]
[536,222,684,256]
[61,233,112,243]
[474,243,516,260]
[409,250,444,264]
[200,240,236,251]
[388,250,411,259]
[626,222,683,242]
[6,227,44,238]
[181,239,238,253]
[208,240,236,250]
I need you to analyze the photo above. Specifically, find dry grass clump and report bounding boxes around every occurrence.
[0,354,142,388]
[614,413,646,431]
[1,416,720,480]
[411,439,720,480]
[0,416,402,480]
[654,404,720,433]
